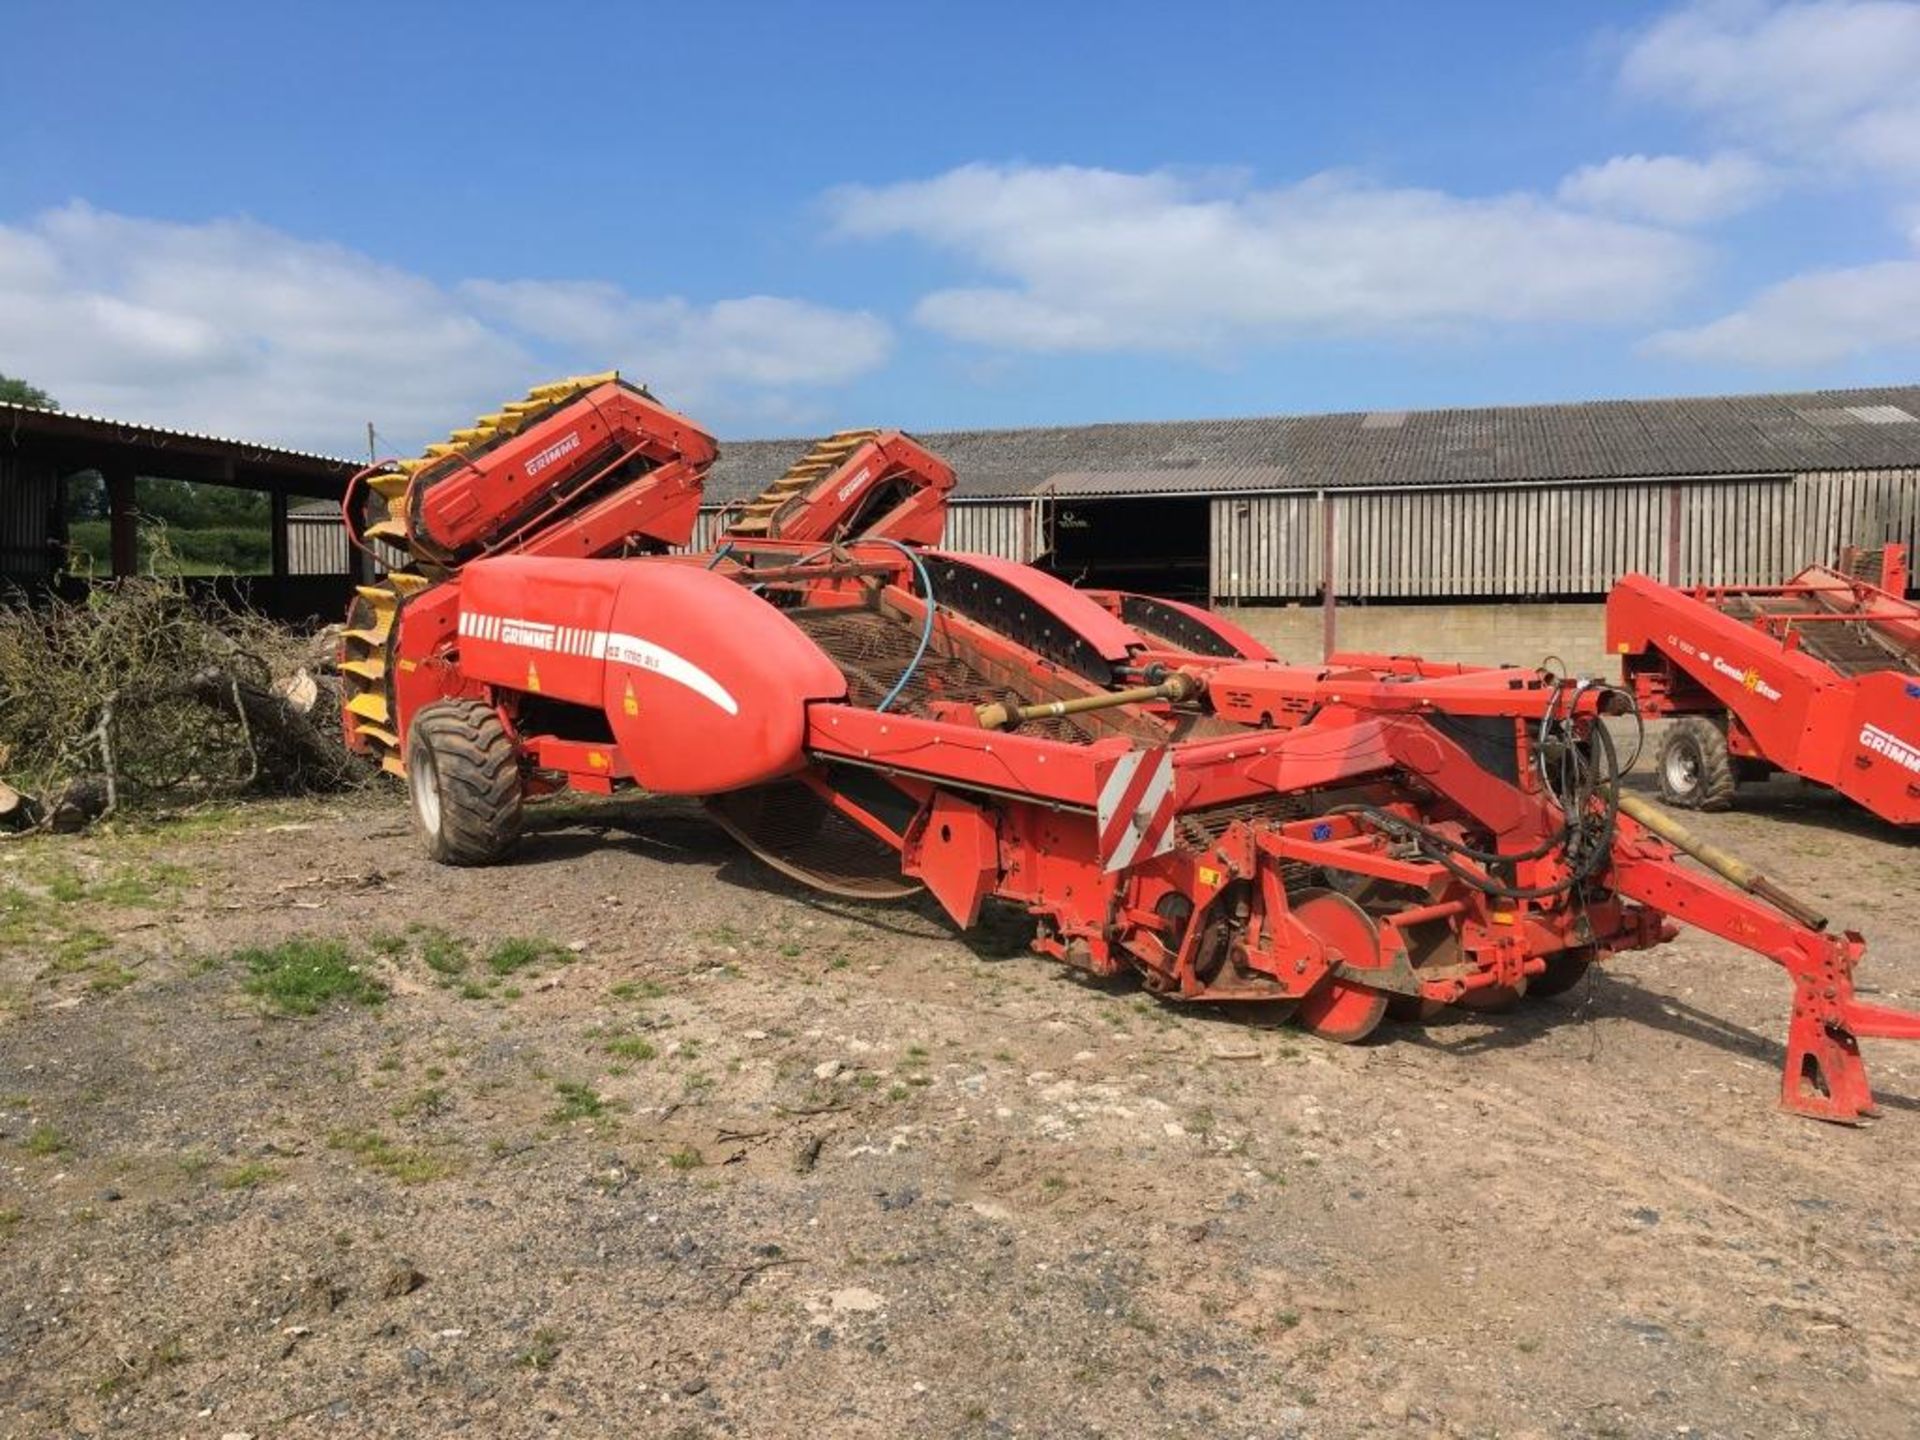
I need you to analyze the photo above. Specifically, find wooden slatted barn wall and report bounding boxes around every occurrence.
[1332,482,1671,598]
[681,501,1038,560]
[1209,493,1321,600]
[286,511,349,575]
[1209,470,1920,601]
[0,453,59,580]
[941,500,1038,560]
[686,507,727,553]
[1678,470,1920,587]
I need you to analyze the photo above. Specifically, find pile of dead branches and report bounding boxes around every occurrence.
[0,567,368,831]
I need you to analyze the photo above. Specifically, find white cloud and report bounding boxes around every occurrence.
[828,163,1702,354]
[0,203,890,452]
[461,281,890,391]
[1621,1,1920,176]
[1558,151,1774,225]
[1646,257,1920,362]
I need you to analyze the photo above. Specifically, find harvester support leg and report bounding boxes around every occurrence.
[1607,816,1888,1123]
[1782,984,1876,1124]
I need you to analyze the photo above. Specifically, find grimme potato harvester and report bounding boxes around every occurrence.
[1609,546,1920,825]
[342,375,1920,1123]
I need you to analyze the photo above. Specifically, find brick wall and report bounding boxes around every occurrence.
[1221,601,1615,678]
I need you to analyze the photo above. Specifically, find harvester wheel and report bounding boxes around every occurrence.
[1527,945,1594,999]
[1291,888,1389,1044]
[406,700,523,866]
[1655,718,1736,811]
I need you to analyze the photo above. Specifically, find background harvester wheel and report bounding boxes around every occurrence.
[1655,717,1736,812]
[406,699,524,866]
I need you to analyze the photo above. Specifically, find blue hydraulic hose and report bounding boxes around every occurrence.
[860,537,936,713]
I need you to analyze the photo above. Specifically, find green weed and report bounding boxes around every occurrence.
[325,1127,452,1183]
[238,939,386,1015]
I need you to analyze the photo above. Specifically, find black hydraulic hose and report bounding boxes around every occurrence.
[1334,688,1626,903]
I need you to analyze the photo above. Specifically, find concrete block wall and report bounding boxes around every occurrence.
[1221,601,1615,678]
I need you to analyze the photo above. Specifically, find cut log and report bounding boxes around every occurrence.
[45,775,110,832]
[0,776,36,831]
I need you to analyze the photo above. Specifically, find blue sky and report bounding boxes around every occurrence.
[3,1,1919,452]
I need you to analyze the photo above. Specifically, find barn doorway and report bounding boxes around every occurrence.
[1039,495,1210,602]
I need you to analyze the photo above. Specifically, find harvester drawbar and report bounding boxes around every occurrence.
[343,376,1920,1124]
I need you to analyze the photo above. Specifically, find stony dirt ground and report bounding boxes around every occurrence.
[1,770,1915,1440]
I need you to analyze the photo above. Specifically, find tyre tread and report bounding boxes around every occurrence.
[408,700,523,865]
[1657,716,1737,812]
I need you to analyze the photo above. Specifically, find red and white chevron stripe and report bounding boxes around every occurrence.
[1096,746,1178,872]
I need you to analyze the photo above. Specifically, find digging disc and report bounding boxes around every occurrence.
[1291,888,1389,1044]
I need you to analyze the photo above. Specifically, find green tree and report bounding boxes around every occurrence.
[0,373,58,409]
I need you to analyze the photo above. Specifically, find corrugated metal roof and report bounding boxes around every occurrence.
[704,384,1920,505]
[1039,465,1293,497]
[0,401,357,467]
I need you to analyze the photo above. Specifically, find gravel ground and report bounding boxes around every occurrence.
[0,771,1915,1439]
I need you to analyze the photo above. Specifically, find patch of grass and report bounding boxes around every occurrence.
[549,1081,607,1123]
[420,930,470,976]
[518,1327,563,1370]
[22,1125,68,1156]
[38,859,185,909]
[0,1206,21,1238]
[219,1161,280,1190]
[391,1086,449,1120]
[608,979,664,1001]
[238,939,387,1015]
[45,866,87,903]
[44,928,110,975]
[666,1145,703,1171]
[87,961,136,994]
[604,1035,657,1062]
[326,1127,453,1183]
[485,936,564,976]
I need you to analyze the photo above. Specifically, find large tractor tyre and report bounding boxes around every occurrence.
[1655,717,1737,812]
[406,700,524,866]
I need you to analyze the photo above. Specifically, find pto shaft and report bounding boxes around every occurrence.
[1617,792,1827,931]
[975,673,1202,731]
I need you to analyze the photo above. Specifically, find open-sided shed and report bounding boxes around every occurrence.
[0,402,360,619]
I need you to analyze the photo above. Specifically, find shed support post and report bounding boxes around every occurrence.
[1320,490,1337,660]
[270,489,289,579]
[106,466,137,579]
[1665,484,1682,586]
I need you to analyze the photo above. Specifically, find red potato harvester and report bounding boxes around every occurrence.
[341,374,1920,1124]
[1609,544,1920,825]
